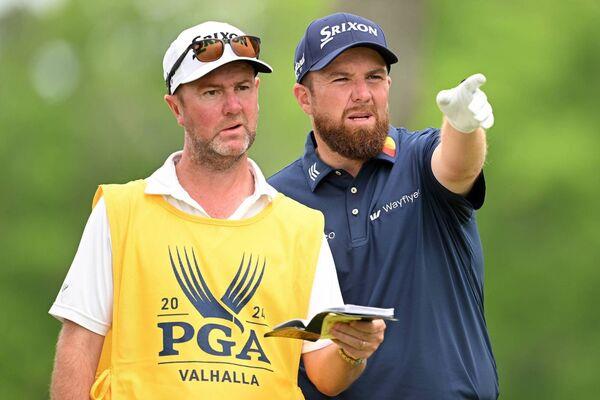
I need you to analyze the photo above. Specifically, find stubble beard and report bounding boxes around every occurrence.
[313,106,390,161]
[186,127,256,172]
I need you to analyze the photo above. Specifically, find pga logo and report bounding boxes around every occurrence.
[158,321,269,364]
[159,247,270,365]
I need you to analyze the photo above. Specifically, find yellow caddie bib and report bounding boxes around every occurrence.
[90,180,324,400]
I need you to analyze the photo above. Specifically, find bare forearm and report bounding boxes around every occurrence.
[303,344,365,396]
[50,322,104,400]
[433,73,493,194]
[51,347,97,399]
[433,118,487,194]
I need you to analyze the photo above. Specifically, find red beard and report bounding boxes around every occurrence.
[313,106,389,161]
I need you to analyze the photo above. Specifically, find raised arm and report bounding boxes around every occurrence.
[432,73,494,195]
[50,320,104,400]
[302,319,386,396]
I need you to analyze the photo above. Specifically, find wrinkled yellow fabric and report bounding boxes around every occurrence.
[90,180,323,399]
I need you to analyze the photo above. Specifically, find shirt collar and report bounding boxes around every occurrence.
[301,127,399,192]
[145,151,277,207]
[247,158,279,200]
[301,133,334,191]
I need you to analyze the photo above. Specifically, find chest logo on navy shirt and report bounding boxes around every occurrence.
[157,246,271,386]
[370,189,421,222]
[369,210,381,221]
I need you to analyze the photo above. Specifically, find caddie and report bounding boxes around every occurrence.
[48,20,386,399]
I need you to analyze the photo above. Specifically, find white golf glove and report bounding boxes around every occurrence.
[436,73,494,133]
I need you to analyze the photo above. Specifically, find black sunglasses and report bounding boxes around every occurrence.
[165,35,262,94]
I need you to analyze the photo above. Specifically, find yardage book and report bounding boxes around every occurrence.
[264,305,396,342]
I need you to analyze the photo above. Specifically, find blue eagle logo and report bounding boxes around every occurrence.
[168,246,266,332]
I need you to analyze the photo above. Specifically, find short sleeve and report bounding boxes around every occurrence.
[301,237,344,353]
[48,198,113,335]
[411,128,486,221]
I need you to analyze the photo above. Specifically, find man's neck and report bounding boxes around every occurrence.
[175,152,255,219]
[313,132,364,177]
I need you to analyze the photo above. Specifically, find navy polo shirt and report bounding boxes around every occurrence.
[269,127,498,400]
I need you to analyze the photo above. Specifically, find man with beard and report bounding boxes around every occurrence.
[48,21,386,400]
[269,13,498,400]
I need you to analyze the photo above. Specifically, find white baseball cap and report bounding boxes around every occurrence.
[163,21,273,94]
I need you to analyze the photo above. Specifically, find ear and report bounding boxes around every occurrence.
[164,93,185,127]
[293,83,312,116]
[254,77,261,111]
[387,75,392,88]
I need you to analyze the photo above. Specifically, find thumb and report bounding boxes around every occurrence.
[436,89,454,108]
[462,73,486,93]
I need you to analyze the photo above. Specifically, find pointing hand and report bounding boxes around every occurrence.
[436,73,494,133]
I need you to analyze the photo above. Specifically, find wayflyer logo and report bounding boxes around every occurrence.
[370,210,381,221]
[158,246,271,386]
[370,189,421,222]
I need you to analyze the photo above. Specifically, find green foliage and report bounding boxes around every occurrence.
[416,1,600,398]
[1,0,598,398]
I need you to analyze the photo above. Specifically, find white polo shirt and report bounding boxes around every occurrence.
[49,151,343,353]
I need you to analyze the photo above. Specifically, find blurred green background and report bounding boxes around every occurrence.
[1,0,598,398]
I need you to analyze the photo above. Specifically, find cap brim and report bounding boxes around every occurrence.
[310,42,398,74]
[178,56,272,90]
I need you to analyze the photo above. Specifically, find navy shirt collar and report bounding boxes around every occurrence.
[301,127,399,192]
[375,127,400,163]
[302,133,333,191]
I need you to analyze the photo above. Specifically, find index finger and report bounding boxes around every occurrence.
[462,73,486,93]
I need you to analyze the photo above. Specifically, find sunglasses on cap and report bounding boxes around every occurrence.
[165,35,262,94]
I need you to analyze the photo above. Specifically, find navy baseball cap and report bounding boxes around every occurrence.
[294,13,398,83]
